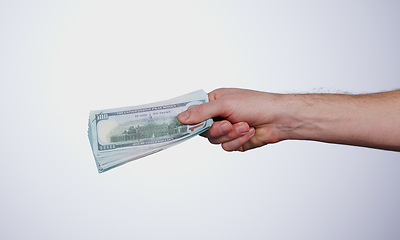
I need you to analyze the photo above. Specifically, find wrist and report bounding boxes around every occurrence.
[262,93,316,142]
[277,93,350,142]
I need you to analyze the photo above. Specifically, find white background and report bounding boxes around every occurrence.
[1,1,399,239]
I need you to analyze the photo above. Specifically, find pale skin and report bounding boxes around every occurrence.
[177,88,400,152]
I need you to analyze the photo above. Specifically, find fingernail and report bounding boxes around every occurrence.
[220,122,232,134]
[178,111,189,122]
[237,122,250,134]
[248,128,255,137]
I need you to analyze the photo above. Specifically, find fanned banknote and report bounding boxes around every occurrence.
[88,90,213,173]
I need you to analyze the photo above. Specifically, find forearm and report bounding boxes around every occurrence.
[281,90,400,151]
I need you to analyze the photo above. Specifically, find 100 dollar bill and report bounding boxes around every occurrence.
[88,90,213,173]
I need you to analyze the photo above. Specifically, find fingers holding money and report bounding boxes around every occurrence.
[221,127,255,151]
[200,120,233,138]
[205,121,250,143]
[200,121,255,150]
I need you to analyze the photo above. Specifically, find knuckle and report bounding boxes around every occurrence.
[208,90,218,101]
[208,138,220,144]
[221,143,235,152]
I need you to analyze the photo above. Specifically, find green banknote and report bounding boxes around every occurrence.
[88,90,213,173]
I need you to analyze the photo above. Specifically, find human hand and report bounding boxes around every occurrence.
[179,88,400,152]
[177,88,290,151]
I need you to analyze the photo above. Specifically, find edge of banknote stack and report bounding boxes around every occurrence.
[88,90,213,173]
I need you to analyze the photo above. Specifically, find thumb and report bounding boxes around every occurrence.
[177,101,223,124]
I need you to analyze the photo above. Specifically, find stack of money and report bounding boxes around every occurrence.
[88,90,213,173]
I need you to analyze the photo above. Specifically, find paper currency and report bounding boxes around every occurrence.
[88,90,213,173]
